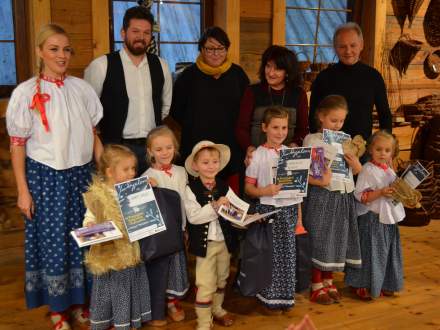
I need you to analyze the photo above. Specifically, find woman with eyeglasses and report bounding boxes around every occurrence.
[235,45,309,166]
[170,26,249,193]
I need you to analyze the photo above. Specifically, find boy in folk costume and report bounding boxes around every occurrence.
[183,141,239,330]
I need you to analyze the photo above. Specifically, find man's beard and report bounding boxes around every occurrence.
[125,38,148,56]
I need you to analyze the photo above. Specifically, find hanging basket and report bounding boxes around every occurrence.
[424,0,440,47]
[310,52,329,73]
[295,51,311,73]
[407,0,425,28]
[423,50,440,79]
[389,35,423,76]
[392,0,408,33]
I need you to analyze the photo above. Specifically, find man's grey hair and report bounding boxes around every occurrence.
[333,22,363,47]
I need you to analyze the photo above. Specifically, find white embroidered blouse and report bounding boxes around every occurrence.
[354,162,405,224]
[245,145,302,207]
[6,76,103,170]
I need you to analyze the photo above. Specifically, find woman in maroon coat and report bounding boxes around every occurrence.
[236,45,309,165]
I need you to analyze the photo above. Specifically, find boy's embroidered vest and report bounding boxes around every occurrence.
[187,178,238,257]
[83,178,141,275]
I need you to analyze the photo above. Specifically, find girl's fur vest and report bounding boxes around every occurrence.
[83,177,141,275]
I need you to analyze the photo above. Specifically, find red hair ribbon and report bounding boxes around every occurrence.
[30,86,51,132]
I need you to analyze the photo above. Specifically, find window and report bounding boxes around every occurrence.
[0,0,16,87]
[285,0,353,64]
[0,0,29,97]
[110,0,202,73]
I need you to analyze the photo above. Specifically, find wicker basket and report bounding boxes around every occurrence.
[389,35,423,76]
[392,0,408,32]
[424,0,440,47]
[399,208,431,226]
[396,160,436,226]
[298,60,311,72]
[407,0,426,28]
[423,50,440,79]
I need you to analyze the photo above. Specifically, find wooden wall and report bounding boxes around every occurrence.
[385,1,440,108]
[51,1,94,77]
[0,0,100,233]
[382,1,440,159]
[240,0,273,82]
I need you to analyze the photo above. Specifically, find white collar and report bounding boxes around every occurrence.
[120,47,148,68]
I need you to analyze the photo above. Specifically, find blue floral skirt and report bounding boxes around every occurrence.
[255,203,297,309]
[24,158,92,312]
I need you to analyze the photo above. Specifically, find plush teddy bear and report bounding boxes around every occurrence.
[342,135,367,158]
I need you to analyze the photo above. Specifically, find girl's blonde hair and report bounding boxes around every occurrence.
[36,24,72,74]
[146,125,179,164]
[314,94,348,129]
[262,106,289,126]
[368,130,400,159]
[98,144,137,178]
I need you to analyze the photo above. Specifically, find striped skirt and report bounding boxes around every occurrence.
[303,186,361,272]
[255,203,297,309]
[345,211,404,298]
[90,263,151,330]
[167,250,190,298]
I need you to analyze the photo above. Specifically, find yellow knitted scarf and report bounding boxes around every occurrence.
[196,54,232,76]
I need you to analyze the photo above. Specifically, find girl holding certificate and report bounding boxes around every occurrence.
[244,107,302,314]
[302,95,362,305]
[345,131,405,300]
[83,145,151,330]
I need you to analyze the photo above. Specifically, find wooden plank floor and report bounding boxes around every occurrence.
[0,222,439,330]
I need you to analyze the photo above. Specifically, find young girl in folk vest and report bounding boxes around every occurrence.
[142,126,189,323]
[83,145,151,330]
[244,106,302,314]
[345,130,405,299]
[302,95,362,304]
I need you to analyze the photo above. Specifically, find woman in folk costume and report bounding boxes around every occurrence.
[6,24,103,330]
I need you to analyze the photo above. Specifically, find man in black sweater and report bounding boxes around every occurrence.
[309,22,392,140]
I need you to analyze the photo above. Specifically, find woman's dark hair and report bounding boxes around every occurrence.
[198,26,230,51]
[258,45,302,89]
[123,6,155,31]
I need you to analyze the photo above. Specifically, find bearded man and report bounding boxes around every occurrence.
[85,5,172,174]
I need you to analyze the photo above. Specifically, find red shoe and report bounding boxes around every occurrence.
[70,305,90,325]
[326,284,341,302]
[50,312,71,330]
[351,287,372,301]
[310,288,334,305]
[167,298,185,322]
[381,290,395,297]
